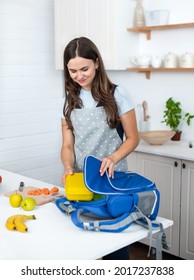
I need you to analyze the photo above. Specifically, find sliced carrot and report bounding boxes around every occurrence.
[42,188,50,195]
[27,189,41,195]
[49,186,59,194]
[27,190,36,195]
[32,192,40,196]
[27,186,59,196]
[35,189,42,194]
[27,190,35,195]
[32,190,41,195]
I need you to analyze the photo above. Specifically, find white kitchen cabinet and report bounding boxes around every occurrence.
[128,152,181,257]
[128,151,194,259]
[54,0,136,70]
[180,160,194,260]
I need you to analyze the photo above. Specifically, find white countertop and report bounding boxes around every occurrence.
[0,169,173,260]
[135,139,194,161]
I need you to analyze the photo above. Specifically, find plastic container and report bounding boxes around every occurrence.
[65,173,94,201]
[145,10,169,26]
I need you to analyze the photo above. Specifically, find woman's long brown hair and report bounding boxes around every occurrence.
[63,37,120,131]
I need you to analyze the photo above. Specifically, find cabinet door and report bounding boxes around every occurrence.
[180,160,194,260]
[136,152,181,257]
[127,151,137,172]
[54,0,114,69]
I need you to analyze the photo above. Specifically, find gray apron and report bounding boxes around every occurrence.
[70,106,128,172]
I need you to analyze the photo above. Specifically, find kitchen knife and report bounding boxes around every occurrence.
[18,181,24,192]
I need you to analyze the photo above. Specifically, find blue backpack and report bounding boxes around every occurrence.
[55,155,168,259]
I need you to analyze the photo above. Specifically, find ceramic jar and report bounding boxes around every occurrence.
[164,52,178,68]
[180,52,194,68]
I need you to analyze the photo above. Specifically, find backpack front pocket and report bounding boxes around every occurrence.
[107,195,137,217]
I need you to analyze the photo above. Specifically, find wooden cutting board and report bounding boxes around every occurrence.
[4,186,64,206]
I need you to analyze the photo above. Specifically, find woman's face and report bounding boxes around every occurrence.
[67,56,98,90]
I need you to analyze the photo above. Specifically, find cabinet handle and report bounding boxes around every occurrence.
[182,163,186,169]
[174,161,178,167]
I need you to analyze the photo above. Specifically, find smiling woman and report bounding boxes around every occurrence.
[61,36,139,178]
[59,37,139,260]
[67,56,99,91]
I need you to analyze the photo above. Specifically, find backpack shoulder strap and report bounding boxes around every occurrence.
[55,197,76,214]
[71,208,145,233]
[54,197,167,260]
[135,206,168,260]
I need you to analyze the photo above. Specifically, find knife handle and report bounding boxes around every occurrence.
[19,181,24,192]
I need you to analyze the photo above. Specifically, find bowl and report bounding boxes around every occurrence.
[139,130,176,145]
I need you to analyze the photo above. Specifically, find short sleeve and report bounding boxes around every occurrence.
[114,86,134,116]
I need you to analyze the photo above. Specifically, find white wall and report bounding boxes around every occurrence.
[0,0,64,186]
[108,0,194,141]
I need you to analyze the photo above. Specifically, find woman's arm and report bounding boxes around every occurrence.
[61,118,75,183]
[100,109,139,178]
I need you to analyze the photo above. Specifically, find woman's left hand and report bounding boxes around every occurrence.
[100,157,115,178]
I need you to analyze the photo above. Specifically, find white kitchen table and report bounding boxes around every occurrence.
[0,169,173,260]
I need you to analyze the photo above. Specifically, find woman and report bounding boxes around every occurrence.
[61,37,139,259]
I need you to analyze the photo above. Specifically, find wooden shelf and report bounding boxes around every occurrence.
[126,67,194,79]
[127,22,194,40]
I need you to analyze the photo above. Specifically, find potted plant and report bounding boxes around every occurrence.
[161,97,194,141]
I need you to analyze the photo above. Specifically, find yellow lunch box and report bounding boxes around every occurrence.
[65,173,94,201]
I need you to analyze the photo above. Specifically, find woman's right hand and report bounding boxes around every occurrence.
[62,167,74,184]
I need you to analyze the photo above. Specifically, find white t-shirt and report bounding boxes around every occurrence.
[59,85,134,118]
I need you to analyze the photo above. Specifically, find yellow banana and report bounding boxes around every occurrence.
[5,215,19,231]
[14,214,36,233]
[5,214,36,233]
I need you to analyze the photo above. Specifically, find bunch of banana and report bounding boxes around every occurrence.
[5,214,36,233]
